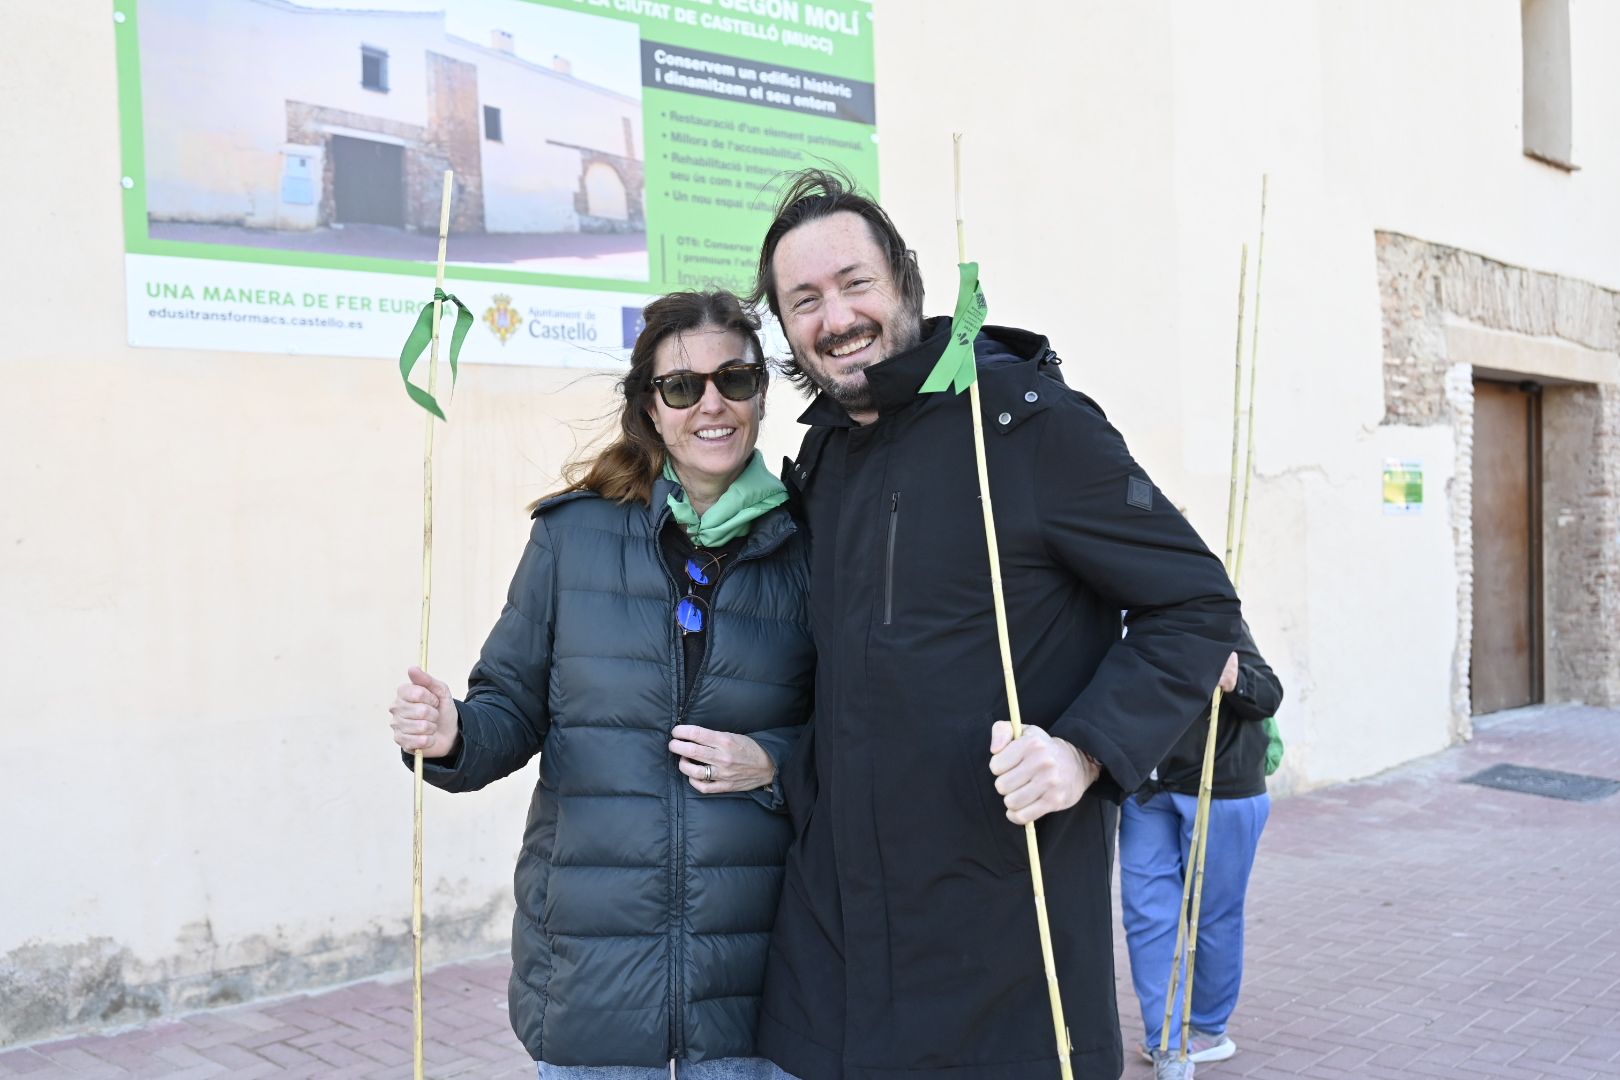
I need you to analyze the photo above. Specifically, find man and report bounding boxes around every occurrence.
[749,169,1242,1080]
[1121,621,1283,1074]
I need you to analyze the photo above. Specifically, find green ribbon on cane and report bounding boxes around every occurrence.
[919,262,988,395]
[399,288,474,420]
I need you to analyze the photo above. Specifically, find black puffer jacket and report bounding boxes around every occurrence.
[418,481,814,1064]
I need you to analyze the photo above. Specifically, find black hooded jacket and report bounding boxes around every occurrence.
[1147,618,1283,799]
[759,320,1242,1080]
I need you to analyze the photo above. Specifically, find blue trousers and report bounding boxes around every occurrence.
[539,1059,795,1080]
[1119,791,1269,1050]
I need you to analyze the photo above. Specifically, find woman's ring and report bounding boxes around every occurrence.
[705,764,716,783]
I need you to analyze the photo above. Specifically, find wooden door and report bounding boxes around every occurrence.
[1471,379,1543,714]
[331,135,405,227]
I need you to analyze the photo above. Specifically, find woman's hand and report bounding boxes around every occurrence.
[390,666,460,758]
[668,725,775,793]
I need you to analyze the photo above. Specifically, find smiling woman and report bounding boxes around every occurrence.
[647,327,768,514]
[386,289,810,1077]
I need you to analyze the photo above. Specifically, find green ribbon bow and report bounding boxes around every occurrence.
[399,288,474,420]
[919,262,989,395]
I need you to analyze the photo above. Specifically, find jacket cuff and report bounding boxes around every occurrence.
[747,783,786,813]
[398,700,469,780]
[745,727,802,815]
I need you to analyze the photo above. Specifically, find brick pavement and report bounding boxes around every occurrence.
[4,703,1617,1078]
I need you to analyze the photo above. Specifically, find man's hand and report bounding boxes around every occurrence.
[988,721,1099,825]
[1219,651,1239,693]
[389,666,460,758]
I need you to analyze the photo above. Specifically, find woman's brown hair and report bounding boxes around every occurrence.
[531,290,766,511]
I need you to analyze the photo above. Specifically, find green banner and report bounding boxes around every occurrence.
[113,0,878,363]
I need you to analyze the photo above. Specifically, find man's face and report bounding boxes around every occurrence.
[770,211,921,416]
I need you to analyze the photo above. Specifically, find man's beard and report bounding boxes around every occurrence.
[794,316,922,412]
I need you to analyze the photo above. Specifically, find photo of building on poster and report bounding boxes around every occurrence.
[135,0,647,279]
[114,0,877,365]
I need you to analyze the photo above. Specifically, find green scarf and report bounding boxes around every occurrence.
[663,450,788,548]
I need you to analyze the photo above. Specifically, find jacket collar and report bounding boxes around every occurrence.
[651,474,796,561]
[795,318,1055,428]
[533,478,796,561]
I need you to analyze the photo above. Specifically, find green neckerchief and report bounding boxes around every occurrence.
[663,451,788,548]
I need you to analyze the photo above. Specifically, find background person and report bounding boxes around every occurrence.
[1120,620,1283,1072]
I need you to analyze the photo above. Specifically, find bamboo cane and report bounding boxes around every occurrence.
[1170,174,1271,1064]
[1233,175,1268,592]
[953,135,1074,1080]
[1177,684,1223,1062]
[413,169,454,1080]
[1159,242,1248,1060]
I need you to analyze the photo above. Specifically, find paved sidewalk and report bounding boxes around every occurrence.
[4,704,1618,1078]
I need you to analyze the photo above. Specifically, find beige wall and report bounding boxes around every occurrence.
[4,0,1618,1046]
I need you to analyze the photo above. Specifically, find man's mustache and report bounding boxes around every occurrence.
[817,323,882,356]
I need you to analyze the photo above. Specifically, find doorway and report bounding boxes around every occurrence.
[330,135,405,227]
[1470,378,1543,714]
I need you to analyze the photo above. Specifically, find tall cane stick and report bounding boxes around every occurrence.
[1159,242,1247,1059]
[1165,174,1271,1064]
[413,169,454,1080]
[1233,175,1267,591]
[953,135,1074,1080]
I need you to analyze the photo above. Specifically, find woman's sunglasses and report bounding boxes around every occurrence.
[650,362,765,410]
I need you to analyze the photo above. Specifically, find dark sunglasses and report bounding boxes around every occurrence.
[650,362,765,410]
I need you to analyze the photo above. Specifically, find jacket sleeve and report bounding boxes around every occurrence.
[1221,618,1283,723]
[408,516,557,793]
[743,724,805,812]
[1034,395,1241,800]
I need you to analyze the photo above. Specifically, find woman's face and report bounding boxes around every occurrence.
[645,326,766,496]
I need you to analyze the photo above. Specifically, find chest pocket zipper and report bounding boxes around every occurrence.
[884,491,901,625]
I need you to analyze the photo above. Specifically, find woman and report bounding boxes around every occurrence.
[388,290,812,1078]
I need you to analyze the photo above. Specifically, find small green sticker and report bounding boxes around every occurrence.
[1382,459,1423,515]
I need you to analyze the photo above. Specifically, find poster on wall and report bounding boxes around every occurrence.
[112,0,877,366]
[1382,459,1424,515]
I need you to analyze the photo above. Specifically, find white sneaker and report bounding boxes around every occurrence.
[1186,1030,1236,1063]
[1141,1031,1237,1065]
[1152,1052,1196,1080]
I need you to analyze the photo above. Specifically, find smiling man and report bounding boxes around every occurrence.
[748,170,1242,1080]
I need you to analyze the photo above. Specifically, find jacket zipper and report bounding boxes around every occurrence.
[666,550,742,1059]
[884,491,901,625]
[658,515,792,1060]
[666,563,686,1061]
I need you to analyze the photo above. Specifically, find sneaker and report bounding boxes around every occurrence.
[1187,1030,1236,1063]
[1140,1031,1237,1066]
[1151,1052,1196,1080]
